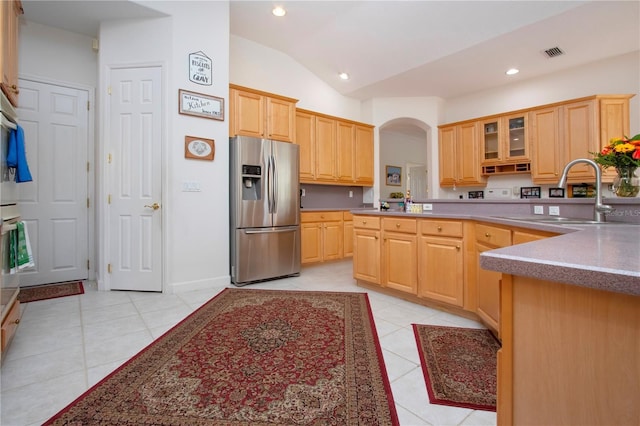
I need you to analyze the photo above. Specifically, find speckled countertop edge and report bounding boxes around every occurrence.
[351,210,640,297]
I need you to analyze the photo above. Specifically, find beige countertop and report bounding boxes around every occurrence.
[351,210,640,297]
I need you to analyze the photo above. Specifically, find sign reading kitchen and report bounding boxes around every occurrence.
[189,51,212,85]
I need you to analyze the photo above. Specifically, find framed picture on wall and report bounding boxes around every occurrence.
[386,165,402,186]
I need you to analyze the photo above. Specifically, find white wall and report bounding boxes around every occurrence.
[98,1,230,293]
[18,20,98,88]
[443,51,640,129]
[230,35,362,121]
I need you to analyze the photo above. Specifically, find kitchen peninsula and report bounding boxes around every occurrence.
[351,202,639,426]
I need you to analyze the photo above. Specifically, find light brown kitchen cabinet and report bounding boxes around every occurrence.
[229,84,297,142]
[300,211,343,264]
[438,122,486,187]
[480,114,528,165]
[530,95,633,184]
[336,121,355,182]
[296,108,374,186]
[418,220,464,307]
[0,0,23,106]
[382,218,417,295]
[295,110,315,180]
[474,223,512,335]
[354,125,374,185]
[353,215,381,284]
[342,211,353,258]
[498,274,640,425]
[314,115,337,182]
[1,296,20,357]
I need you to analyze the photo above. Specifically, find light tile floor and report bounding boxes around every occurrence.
[1,260,496,426]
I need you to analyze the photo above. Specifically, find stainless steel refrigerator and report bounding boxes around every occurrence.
[230,136,300,285]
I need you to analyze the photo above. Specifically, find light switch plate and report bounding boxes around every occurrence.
[534,205,544,215]
[549,206,560,216]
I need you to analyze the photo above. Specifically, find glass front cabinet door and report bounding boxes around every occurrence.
[482,119,500,163]
[505,114,528,161]
[481,114,528,165]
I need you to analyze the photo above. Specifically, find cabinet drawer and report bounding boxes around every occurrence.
[475,223,512,247]
[383,217,417,234]
[353,215,380,230]
[343,211,353,221]
[301,211,343,223]
[420,219,463,237]
[1,300,20,353]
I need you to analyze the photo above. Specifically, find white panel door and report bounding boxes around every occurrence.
[108,67,162,292]
[17,79,89,286]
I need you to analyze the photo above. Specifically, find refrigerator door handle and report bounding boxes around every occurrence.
[244,226,298,234]
[271,154,278,213]
[266,155,273,213]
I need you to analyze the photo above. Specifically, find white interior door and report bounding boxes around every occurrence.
[108,66,162,292]
[407,163,428,200]
[17,79,89,286]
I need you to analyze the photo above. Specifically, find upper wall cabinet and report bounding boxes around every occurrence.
[439,94,634,188]
[438,122,486,187]
[229,84,297,142]
[481,113,528,165]
[530,95,633,184]
[0,0,23,106]
[295,108,374,187]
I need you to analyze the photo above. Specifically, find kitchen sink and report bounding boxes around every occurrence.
[495,216,624,225]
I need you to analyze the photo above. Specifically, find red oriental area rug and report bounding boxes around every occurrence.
[18,281,84,303]
[413,324,500,412]
[45,288,399,425]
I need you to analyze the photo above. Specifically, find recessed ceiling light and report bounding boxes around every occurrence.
[506,68,520,76]
[339,72,350,80]
[272,6,286,17]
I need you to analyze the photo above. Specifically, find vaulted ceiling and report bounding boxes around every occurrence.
[21,1,640,101]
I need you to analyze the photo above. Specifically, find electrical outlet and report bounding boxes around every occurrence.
[549,206,560,216]
[301,189,305,196]
[422,203,433,211]
[349,190,353,198]
[534,205,544,215]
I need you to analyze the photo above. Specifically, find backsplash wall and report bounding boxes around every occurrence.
[300,184,365,209]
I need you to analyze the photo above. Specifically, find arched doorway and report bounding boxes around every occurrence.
[379,118,430,203]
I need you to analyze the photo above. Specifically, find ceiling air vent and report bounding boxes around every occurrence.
[544,47,564,58]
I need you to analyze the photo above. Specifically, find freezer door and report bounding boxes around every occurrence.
[231,226,301,285]
[230,136,270,229]
[272,140,299,227]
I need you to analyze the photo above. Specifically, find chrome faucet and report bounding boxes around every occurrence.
[557,158,614,222]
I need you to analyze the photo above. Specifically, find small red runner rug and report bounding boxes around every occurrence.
[413,324,501,412]
[45,288,399,425]
[18,281,84,303]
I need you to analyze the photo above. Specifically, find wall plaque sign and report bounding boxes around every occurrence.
[184,136,215,161]
[189,51,212,85]
[178,89,224,121]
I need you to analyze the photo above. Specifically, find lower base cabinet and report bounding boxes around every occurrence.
[382,227,417,294]
[1,296,20,360]
[474,223,512,335]
[301,211,343,264]
[353,216,381,283]
[498,274,640,425]
[418,220,465,307]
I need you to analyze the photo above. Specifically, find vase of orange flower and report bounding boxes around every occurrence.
[592,134,640,197]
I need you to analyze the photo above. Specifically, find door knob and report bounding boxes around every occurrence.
[144,202,160,211]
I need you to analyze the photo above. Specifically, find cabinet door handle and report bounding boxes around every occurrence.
[485,232,491,238]
[363,220,367,225]
[456,245,461,251]
[14,318,20,324]
[437,226,442,231]
[374,236,378,240]
[396,223,400,228]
